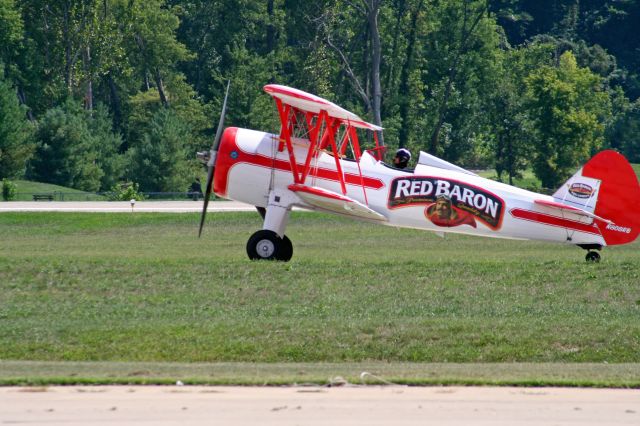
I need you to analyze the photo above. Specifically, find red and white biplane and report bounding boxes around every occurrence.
[198,83,640,262]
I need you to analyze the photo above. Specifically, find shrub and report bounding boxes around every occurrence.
[107,182,145,201]
[2,179,17,201]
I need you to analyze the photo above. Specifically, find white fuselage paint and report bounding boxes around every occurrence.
[218,129,606,246]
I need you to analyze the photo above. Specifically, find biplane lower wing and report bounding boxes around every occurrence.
[288,184,387,222]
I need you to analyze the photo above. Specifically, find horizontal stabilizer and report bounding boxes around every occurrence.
[534,199,612,224]
[288,184,387,222]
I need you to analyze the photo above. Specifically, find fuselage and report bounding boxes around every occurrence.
[214,128,605,247]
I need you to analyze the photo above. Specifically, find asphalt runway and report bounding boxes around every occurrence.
[1,385,638,425]
[0,200,255,213]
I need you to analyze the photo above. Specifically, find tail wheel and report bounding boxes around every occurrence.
[585,251,601,263]
[246,230,294,261]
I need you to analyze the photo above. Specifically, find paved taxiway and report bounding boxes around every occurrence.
[1,385,638,425]
[0,200,256,213]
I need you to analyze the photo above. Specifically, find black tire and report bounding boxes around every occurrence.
[585,251,601,263]
[246,230,294,261]
[276,235,293,262]
[247,230,280,260]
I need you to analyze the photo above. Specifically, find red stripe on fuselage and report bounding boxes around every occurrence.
[509,208,601,235]
[213,127,385,197]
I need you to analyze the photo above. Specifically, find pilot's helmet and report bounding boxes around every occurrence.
[394,148,412,168]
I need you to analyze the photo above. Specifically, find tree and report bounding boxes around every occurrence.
[606,87,640,163]
[487,42,555,185]
[123,0,193,107]
[526,51,611,189]
[0,0,24,79]
[425,0,490,156]
[316,0,385,143]
[27,100,103,191]
[126,108,198,192]
[0,73,33,178]
[89,104,125,190]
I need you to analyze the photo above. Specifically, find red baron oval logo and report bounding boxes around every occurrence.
[568,183,594,199]
[388,176,505,230]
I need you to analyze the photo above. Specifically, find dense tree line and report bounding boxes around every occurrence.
[0,0,638,192]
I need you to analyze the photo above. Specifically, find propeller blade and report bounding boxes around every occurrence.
[213,80,231,152]
[198,163,215,238]
[198,80,231,238]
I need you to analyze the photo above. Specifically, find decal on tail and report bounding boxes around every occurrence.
[557,150,640,246]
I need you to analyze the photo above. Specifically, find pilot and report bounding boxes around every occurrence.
[393,148,412,170]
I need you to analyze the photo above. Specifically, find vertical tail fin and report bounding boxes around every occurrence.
[554,150,640,246]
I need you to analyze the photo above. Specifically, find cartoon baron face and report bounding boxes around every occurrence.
[425,194,476,228]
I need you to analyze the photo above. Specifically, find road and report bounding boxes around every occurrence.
[1,385,638,426]
[0,200,255,213]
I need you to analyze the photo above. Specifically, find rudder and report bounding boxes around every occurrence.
[582,150,640,245]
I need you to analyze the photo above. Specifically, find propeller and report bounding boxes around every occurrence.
[198,80,230,237]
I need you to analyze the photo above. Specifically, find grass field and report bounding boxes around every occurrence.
[11,180,105,201]
[1,212,639,386]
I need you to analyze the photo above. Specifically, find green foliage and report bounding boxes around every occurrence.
[0,0,24,79]
[27,101,124,191]
[28,100,103,191]
[1,178,16,200]
[89,105,126,190]
[0,0,639,189]
[127,108,199,192]
[606,89,640,163]
[487,43,555,184]
[106,181,145,201]
[0,73,33,179]
[526,51,611,189]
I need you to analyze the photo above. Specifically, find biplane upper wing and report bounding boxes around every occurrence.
[264,84,382,131]
[289,184,387,222]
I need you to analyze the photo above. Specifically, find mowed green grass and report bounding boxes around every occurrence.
[11,180,105,201]
[1,212,639,370]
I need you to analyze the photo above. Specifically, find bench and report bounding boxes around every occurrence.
[33,193,54,201]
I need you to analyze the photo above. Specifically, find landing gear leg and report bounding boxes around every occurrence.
[247,190,296,261]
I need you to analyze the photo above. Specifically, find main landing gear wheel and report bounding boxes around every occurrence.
[246,230,293,261]
[279,235,293,261]
[585,251,601,263]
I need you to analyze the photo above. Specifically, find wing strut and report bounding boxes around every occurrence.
[265,84,384,202]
